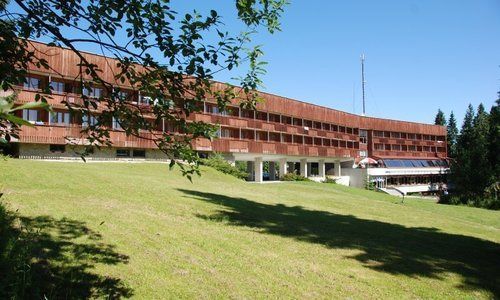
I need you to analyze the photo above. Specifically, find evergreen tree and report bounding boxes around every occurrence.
[452,104,475,196]
[446,111,458,158]
[434,109,447,126]
[488,94,500,182]
[470,103,491,196]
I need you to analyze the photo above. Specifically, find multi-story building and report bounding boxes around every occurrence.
[4,42,449,194]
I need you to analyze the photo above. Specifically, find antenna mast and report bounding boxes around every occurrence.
[361,54,366,116]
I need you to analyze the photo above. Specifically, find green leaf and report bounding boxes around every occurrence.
[3,114,34,127]
[11,101,50,112]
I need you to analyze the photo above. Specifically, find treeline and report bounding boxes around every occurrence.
[434,92,499,209]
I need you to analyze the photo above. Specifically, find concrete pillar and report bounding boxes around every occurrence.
[254,157,263,183]
[279,158,287,178]
[319,159,325,178]
[307,162,312,177]
[269,162,276,181]
[300,158,308,177]
[334,160,341,176]
[247,161,254,181]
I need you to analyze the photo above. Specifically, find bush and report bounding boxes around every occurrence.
[281,173,309,181]
[200,154,248,180]
[322,177,337,184]
[438,193,499,210]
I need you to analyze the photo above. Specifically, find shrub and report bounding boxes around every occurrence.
[322,177,337,184]
[200,154,248,180]
[281,173,309,181]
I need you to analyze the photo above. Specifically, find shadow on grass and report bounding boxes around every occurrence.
[178,189,500,297]
[0,203,132,299]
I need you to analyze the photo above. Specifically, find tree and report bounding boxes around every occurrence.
[434,109,446,126]
[469,103,491,195]
[0,0,287,179]
[451,104,475,196]
[446,111,458,158]
[488,93,500,182]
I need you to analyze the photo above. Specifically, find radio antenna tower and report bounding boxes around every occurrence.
[361,54,366,116]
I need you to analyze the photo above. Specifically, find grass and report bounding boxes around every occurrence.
[0,159,499,299]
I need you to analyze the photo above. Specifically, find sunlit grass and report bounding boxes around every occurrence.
[1,159,499,298]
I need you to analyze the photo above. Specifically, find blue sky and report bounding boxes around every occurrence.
[177,0,500,125]
[10,0,500,125]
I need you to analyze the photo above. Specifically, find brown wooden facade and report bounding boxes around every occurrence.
[13,42,447,160]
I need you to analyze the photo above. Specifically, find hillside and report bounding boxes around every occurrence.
[1,160,499,299]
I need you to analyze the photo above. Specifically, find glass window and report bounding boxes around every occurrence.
[112,117,122,130]
[22,109,40,122]
[50,81,65,93]
[50,112,70,125]
[132,149,146,157]
[139,95,152,105]
[359,129,368,144]
[49,144,65,153]
[83,87,103,98]
[24,77,40,90]
[116,149,130,157]
[82,114,98,127]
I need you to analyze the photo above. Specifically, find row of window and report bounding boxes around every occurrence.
[48,144,146,158]
[381,159,449,168]
[373,130,445,142]
[23,76,152,104]
[205,103,361,136]
[218,127,359,149]
[374,143,445,153]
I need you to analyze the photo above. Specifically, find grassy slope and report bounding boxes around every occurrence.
[1,159,499,299]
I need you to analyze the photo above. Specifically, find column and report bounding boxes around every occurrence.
[319,159,325,178]
[335,160,341,176]
[279,158,287,178]
[254,157,263,183]
[269,162,276,181]
[300,158,308,177]
[307,162,312,177]
[247,161,254,181]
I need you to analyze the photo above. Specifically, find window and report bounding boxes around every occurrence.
[391,144,402,151]
[82,114,98,127]
[83,87,103,98]
[116,149,130,157]
[391,132,401,139]
[24,77,40,90]
[220,128,231,138]
[49,144,65,153]
[359,129,368,144]
[118,91,129,101]
[50,112,70,125]
[139,95,152,105]
[22,109,40,123]
[374,143,384,150]
[50,81,65,93]
[373,131,384,137]
[359,150,367,157]
[133,149,146,157]
[112,117,122,130]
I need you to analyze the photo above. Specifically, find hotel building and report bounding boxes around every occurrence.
[4,42,449,195]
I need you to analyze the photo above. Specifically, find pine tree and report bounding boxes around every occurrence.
[452,104,475,197]
[488,94,500,182]
[446,111,458,158]
[470,103,491,196]
[434,109,446,126]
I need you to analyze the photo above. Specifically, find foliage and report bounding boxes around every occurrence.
[448,99,499,209]
[200,153,248,180]
[0,94,50,144]
[322,177,337,184]
[281,173,309,181]
[446,111,458,158]
[434,109,446,126]
[0,0,287,178]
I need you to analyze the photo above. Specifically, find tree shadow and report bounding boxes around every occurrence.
[0,205,133,299]
[178,189,500,297]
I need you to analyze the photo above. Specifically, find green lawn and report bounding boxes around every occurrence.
[1,159,499,299]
